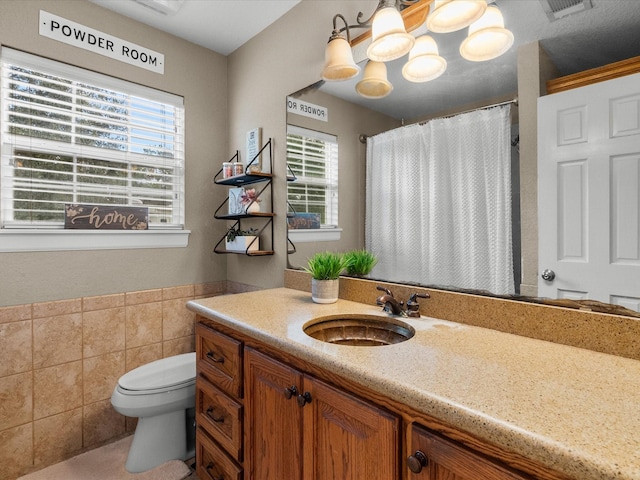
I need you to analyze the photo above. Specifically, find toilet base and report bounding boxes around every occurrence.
[125,409,194,473]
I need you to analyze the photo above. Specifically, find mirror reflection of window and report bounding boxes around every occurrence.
[286,125,338,228]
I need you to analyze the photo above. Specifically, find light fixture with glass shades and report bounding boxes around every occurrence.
[459,5,514,61]
[320,0,513,99]
[402,35,447,82]
[322,14,361,81]
[426,0,487,33]
[356,61,394,98]
[367,1,416,62]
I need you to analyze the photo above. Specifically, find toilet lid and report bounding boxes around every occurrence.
[118,352,196,391]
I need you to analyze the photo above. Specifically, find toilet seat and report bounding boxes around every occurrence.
[118,352,195,395]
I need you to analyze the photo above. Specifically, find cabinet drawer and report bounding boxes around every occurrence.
[196,427,243,480]
[409,424,531,479]
[196,376,243,461]
[196,322,243,398]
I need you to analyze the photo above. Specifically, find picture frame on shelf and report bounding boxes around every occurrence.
[246,127,262,172]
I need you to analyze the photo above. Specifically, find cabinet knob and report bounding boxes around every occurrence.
[206,350,225,363]
[407,450,428,473]
[284,385,298,399]
[297,391,312,407]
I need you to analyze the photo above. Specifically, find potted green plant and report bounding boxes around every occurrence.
[225,226,259,252]
[343,249,378,277]
[304,251,347,304]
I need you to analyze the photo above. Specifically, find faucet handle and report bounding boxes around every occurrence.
[406,292,430,317]
[376,285,393,296]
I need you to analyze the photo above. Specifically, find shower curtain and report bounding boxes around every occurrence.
[365,105,514,295]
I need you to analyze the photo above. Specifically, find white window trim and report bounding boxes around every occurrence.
[288,227,342,243]
[0,229,190,252]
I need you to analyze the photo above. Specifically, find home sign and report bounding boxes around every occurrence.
[64,204,149,230]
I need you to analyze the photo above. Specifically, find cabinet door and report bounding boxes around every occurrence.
[245,348,304,480]
[302,376,400,480]
[408,424,532,480]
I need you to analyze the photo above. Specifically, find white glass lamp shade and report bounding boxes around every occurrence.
[426,0,487,33]
[366,7,415,62]
[356,61,393,99]
[402,35,447,83]
[322,35,361,81]
[460,6,514,61]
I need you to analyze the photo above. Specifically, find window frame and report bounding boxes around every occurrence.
[0,48,189,252]
[286,125,341,243]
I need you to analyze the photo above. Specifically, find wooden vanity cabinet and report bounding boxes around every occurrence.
[195,322,244,480]
[245,348,400,480]
[407,424,533,480]
[195,317,562,480]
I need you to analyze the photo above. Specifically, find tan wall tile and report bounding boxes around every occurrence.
[83,399,125,448]
[162,298,195,340]
[83,351,125,405]
[0,372,32,431]
[162,284,195,301]
[163,336,195,358]
[125,288,162,306]
[82,293,125,312]
[125,302,162,349]
[83,307,125,358]
[126,343,163,372]
[33,408,83,467]
[0,304,31,324]
[33,313,82,369]
[33,361,82,420]
[0,424,33,480]
[0,320,32,377]
[194,281,226,298]
[32,298,81,319]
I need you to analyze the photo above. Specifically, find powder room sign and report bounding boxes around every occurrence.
[39,11,165,74]
[65,204,149,230]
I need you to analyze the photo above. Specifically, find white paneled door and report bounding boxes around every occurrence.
[538,73,640,312]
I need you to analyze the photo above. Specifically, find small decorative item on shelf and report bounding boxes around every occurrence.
[228,187,245,215]
[222,162,233,179]
[240,188,261,214]
[343,249,378,277]
[225,226,259,252]
[248,164,261,174]
[232,162,244,176]
[305,251,347,304]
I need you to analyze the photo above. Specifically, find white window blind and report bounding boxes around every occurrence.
[0,48,185,230]
[286,125,338,227]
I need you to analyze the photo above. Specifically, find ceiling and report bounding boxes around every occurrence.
[89,0,301,56]
[90,0,640,120]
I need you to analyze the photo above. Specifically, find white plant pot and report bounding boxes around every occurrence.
[245,202,261,214]
[225,235,259,252]
[311,278,339,304]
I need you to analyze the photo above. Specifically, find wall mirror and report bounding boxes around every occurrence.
[286,0,640,317]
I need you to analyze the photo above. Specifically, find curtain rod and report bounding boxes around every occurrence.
[417,97,518,125]
[359,97,518,143]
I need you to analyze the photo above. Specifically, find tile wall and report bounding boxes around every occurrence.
[0,281,257,480]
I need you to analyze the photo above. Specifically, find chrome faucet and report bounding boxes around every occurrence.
[376,286,430,317]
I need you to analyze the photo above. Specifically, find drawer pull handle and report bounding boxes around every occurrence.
[284,385,298,399]
[296,391,312,407]
[206,351,225,363]
[407,450,429,474]
[206,406,225,423]
[205,461,224,480]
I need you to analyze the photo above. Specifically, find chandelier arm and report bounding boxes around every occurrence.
[356,0,394,26]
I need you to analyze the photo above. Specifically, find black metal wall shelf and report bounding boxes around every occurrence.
[213,138,275,256]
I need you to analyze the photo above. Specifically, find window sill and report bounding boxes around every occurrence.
[0,229,190,252]
[287,228,342,243]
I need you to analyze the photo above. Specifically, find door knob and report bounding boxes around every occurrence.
[541,269,555,281]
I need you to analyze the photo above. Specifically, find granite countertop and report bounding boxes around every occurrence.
[187,288,640,480]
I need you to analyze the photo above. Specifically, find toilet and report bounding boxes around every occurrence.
[110,352,196,473]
